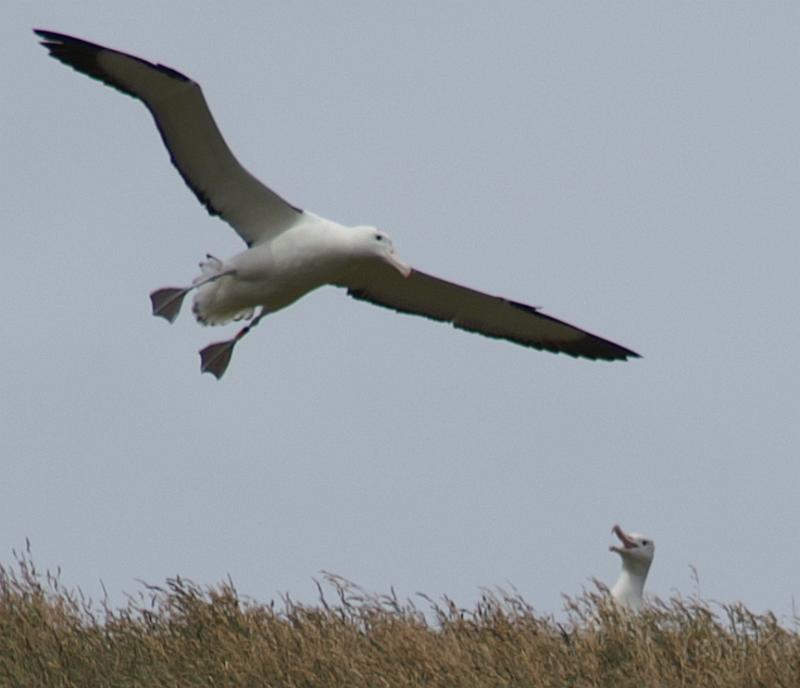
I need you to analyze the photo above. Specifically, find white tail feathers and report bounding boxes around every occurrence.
[191,255,255,326]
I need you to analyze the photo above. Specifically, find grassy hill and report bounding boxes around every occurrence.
[2,551,798,687]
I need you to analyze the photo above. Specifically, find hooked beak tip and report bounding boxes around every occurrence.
[387,254,412,277]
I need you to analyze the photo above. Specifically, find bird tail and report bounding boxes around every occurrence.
[191,255,255,326]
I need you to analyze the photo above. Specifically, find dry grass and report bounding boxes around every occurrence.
[1,549,798,687]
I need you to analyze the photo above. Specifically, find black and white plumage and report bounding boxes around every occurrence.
[609,524,655,611]
[35,29,640,378]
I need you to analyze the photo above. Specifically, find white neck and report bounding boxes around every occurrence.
[611,559,651,611]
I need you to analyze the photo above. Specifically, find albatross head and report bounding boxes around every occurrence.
[351,226,412,277]
[609,524,655,569]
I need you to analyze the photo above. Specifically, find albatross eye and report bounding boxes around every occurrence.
[374,234,383,242]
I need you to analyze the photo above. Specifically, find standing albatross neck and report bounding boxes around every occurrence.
[610,559,651,611]
[608,524,655,612]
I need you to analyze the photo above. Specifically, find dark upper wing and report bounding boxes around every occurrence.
[35,29,301,246]
[342,264,640,361]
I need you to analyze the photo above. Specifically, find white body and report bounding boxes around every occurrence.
[193,215,386,324]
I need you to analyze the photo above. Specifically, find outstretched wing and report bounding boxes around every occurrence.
[342,264,639,361]
[35,29,301,246]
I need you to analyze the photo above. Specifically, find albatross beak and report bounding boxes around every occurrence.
[609,524,637,553]
[385,252,412,277]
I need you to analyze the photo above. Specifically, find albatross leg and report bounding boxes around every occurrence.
[199,308,268,379]
[149,269,235,323]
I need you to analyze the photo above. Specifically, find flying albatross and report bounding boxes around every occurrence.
[35,29,640,379]
[609,524,655,611]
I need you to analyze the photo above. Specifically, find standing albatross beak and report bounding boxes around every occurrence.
[610,524,637,553]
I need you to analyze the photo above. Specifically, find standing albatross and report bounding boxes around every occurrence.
[35,30,640,379]
[609,524,655,611]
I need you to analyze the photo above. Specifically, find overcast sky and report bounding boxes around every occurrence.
[3,2,799,618]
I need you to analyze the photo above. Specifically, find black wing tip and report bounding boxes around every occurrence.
[35,28,98,56]
[575,342,641,362]
[34,28,76,42]
[565,333,641,361]
[34,28,125,94]
[505,299,640,362]
[542,333,641,362]
[495,331,640,362]
[34,29,192,88]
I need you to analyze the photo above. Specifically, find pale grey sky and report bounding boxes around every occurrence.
[3,2,799,617]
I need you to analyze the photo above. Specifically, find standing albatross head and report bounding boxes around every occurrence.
[609,524,655,611]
